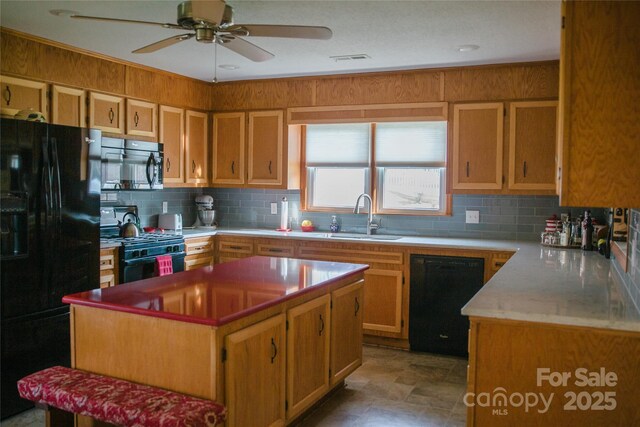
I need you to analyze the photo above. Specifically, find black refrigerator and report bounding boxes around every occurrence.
[0,119,101,418]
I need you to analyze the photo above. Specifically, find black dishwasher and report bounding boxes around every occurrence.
[409,255,484,357]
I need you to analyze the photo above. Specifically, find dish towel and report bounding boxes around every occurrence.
[155,255,173,276]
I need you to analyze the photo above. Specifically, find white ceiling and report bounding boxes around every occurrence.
[0,0,561,83]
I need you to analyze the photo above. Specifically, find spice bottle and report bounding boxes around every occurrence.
[582,210,593,251]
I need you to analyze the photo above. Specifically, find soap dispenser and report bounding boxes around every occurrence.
[329,215,340,233]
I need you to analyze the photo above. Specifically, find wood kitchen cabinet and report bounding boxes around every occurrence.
[225,313,286,427]
[89,92,124,134]
[212,112,245,185]
[557,1,640,207]
[159,105,185,184]
[51,84,85,127]
[508,101,557,191]
[0,75,48,118]
[286,295,331,420]
[330,280,364,386]
[216,236,254,264]
[184,236,214,271]
[185,110,208,184]
[126,98,157,139]
[254,238,295,258]
[99,247,119,288]
[248,110,284,186]
[452,103,504,191]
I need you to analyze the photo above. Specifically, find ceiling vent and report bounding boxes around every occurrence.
[330,54,371,62]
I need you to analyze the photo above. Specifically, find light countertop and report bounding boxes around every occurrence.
[100,227,640,333]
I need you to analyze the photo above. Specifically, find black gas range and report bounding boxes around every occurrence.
[100,207,186,283]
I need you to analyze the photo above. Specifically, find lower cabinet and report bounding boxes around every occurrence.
[225,313,287,427]
[217,236,254,264]
[330,281,364,385]
[99,247,118,288]
[286,295,331,420]
[184,236,214,271]
[363,269,403,335]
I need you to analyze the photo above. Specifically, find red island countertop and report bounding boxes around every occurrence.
[63,256,368,326]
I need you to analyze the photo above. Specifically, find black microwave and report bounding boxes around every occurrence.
[101,137,163,190]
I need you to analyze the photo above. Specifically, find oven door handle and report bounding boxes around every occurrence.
[145,153,157,188]
[123,252,186,266]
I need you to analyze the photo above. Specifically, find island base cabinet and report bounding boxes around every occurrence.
[363,269,403,336]
[467,317,640,426]
[330,280,364,385]
[225,313,286,427]
[286,295,331,420]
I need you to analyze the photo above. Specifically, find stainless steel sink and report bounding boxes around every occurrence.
[323,233,403,241]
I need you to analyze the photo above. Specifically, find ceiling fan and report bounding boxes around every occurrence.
[69,0,332,63]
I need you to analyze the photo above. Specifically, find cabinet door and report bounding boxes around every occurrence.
[363,269,403,335]
[225,314,286,427]
[89,92,124,134]
[185,110,208,184]
[0,75,47,118]
[248,110,283,186]
[330,280,364,386]
[508,101,557,190]
[286,294,331,420]
[99,247,118,287]
[51,85,86,127]
[159,105,185,184]
[212,112,245,185]
[126,99,157,139]
[452,103,504,190]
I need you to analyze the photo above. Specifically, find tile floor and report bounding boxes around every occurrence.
[1,345,468,427]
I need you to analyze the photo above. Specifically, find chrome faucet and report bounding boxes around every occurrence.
[353,193,378,235]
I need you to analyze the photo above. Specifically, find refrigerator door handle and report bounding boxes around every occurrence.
[51,138,62,227]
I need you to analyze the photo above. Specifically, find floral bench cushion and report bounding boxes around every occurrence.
[17,366,226,427]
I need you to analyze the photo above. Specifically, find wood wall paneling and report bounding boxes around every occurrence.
[210,79,315,111]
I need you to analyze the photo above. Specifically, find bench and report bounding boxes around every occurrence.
[17,366,226,427]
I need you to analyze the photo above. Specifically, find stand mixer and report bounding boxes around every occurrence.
[193,195,216,229]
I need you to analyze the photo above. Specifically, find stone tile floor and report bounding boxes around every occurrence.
[1,345,467,427]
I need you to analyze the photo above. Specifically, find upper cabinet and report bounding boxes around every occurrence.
[508,101,557,191]
[212,112,245,185]
[159,105,184,184]
[89,92,124,134]
[558,1,640,207]
[212,110,298,189]
[452,103,504,190]
[185,110,208,184]
[51,85,86,127]
[0,75,47,118]
[126,98,157,139]
[247,110,284,186]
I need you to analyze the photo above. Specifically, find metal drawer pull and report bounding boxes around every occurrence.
[466,161,470,177]
[108,107,115,124]
[229,245,243,250]
[439,334,449,339]
[494,261,506,267]
[319,314,325,336]
[267,248,284,253]
[268,160,272,175]
[166,158,171,172]
[355,297,360,316]
[231,160,235,174]
[134,111,139,127]
[523,161,528,178]
[4,85,11,105]
[270,338,277,363]
[192,160,196,173]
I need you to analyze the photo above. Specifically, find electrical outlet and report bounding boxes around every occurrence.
[271,202,278,214]
[466,210,480,224]
[162,201,168,214]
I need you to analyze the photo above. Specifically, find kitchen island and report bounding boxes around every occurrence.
[63,256,368,427]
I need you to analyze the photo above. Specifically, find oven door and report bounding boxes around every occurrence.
[121,252,185,284]
[101,140,163,190]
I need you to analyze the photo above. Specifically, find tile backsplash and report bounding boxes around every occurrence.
[612,209,640,314]
[204,188,606,242]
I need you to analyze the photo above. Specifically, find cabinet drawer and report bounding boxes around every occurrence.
[185,236,214,256]
[297,245,403,266]
[99,250,116,271]
[255,243,294,257]
[100,273,115,288]
[218,239,253,255]
[185,256,214,271]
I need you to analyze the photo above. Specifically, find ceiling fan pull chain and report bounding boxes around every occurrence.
[212,39,218,83]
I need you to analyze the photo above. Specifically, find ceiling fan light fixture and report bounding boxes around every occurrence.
[456,44,480,52]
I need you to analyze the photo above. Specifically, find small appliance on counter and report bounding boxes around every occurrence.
[610,207,628,242]
[158,213,183,232]
[193,195,216,229]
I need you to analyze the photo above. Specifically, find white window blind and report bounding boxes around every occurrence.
[375,122,447,166]
[306,123,370,166]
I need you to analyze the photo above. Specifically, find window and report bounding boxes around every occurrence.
[305,124,370,209]
[304,121,447,214]
[375,122,447,213]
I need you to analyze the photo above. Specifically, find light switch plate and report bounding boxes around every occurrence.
[271,202,278,214]
[162,201,168,214]
[466,210,480,224]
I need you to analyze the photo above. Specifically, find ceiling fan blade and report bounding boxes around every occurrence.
[220,37,274,62]
[133,34,195,54]
[231,24,332,40]
[70,15,183,30]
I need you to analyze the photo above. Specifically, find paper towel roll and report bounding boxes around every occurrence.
[280,197,288,230]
